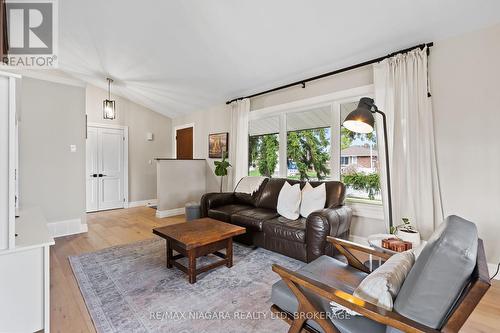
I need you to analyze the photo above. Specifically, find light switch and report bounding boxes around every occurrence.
[146,132,154,141]
[70,145,77,152]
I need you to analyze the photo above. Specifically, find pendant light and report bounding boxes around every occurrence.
[103,78,116,120]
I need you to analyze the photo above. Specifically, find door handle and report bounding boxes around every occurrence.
[91,174,98,178]
[98,174,107,177]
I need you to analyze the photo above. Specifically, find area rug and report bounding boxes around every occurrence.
[69,238,304,333]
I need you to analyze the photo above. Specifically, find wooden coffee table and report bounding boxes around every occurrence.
[153,218,246,284]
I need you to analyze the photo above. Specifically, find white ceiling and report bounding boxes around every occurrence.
[58,0,500,118]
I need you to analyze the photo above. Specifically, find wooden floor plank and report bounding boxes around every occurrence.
[50,207,500,332]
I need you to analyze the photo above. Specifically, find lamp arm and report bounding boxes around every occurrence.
[373,109,393,230]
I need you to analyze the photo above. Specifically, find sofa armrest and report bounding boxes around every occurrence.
[200,192,235,217]
[305,205,352,262]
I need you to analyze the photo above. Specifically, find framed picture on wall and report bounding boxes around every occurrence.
[208,132,229,158]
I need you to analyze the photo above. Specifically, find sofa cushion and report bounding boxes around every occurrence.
[207,204,252,223]
[231,208,279,231]
[277,182,301,220]
[271,255,385,333]
[234,177,269,206]
[309,180,346,208]
[264,216,306,243]
[393,215,478,329]
[300,182,326,218]
[257,178,300,210]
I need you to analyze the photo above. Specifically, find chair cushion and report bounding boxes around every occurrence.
[231,208,279,231]
[207,204,252,223]
[393,215,478,329]
[264,216,306,243]
[353,251,415,311]
[271,256,386,333]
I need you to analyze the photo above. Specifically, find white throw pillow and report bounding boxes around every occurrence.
[276,182,301,220]
[300,182,326,218]
[353,250,415,310]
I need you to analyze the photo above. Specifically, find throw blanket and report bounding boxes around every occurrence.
[235,176,267,194]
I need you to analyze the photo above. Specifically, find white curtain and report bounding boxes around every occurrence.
[374,47,443,239]
[229,98,250,190]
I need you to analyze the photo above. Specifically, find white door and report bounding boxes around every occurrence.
[86,126,125,212]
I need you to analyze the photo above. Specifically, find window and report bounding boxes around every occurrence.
[248,87,382,204]
[248,116,279,177]
[340,101,381,203]
[286,105,332,181]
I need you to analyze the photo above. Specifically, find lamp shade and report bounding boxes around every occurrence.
[343,97,375,134]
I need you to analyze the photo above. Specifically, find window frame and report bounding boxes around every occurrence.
[248,84,383,208]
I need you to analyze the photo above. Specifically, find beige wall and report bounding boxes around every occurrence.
[431,23,500,263]
[86,85,172,202]
[19,77,87,224]
[171,105,232,192]
[156,160,206,211]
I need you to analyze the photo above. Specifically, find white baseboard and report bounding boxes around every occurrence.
[48,217,88,238]
[126,199,158,208]
[156,207,184,218]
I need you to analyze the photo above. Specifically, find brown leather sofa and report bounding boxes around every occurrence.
[200,178,352,263]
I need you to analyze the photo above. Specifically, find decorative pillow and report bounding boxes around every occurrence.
[353,250,415,310]
[276,182,301,220]
[300,182,326,218]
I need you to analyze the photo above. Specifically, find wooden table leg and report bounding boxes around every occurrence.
[226,238,233,268]
[188,250,196,284]
[166,240,173,269]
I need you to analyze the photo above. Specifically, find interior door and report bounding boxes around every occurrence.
[86,126,125,212]
[86,127,99,212]
[176,127,193,159]
[97,128,125,210]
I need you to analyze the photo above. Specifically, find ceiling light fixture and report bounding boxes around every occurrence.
[103,78,116,120]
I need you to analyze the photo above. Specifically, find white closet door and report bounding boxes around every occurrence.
[85,127,99,212]
[97,128,124,210]
[86,126,125,212]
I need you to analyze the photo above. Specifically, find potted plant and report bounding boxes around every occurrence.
[390,217,421,246]
[214,152,231,193]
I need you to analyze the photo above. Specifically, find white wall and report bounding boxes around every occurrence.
[431,23,500,263]
[171,105,232,192]
[19,77,87,225]
[86,85,172,202]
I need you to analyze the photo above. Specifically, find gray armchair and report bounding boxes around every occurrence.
[271,215,490,333]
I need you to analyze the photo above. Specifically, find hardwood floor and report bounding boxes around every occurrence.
[50,207,500,333]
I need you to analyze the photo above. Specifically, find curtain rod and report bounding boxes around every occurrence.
[226,42,433,105]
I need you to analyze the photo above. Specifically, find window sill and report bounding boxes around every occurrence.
[345,199,384,220]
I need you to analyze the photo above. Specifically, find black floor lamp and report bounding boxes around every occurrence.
[342,97,393,230]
